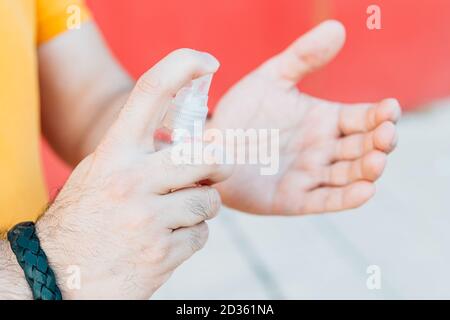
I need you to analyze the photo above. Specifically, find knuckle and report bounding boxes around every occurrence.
[204,187,221,218]
[186,188,221,220]
[136,71,165,95]
[206,161,221,175]
[147,238,170,264]
[189,224,209,252]
[186,194,209,220]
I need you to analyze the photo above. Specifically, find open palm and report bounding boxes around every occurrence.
[210,21,400,215]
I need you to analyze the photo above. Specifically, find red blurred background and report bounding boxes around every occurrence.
[42,0,450,195]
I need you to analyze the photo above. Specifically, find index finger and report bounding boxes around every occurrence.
[107,49,220,150]
[147,144,233,194]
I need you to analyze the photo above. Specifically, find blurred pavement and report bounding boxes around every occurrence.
[153,99,450,300]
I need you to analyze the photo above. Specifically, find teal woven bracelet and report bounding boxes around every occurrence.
[7,221,62,300]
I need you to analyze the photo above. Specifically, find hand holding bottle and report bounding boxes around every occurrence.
[30,49,230,299]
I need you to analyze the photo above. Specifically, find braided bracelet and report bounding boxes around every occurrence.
[7,222,62,300]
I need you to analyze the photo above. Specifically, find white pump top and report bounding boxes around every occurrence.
[162,74,212,143]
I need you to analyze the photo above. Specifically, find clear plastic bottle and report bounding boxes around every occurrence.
[154,74,213,151]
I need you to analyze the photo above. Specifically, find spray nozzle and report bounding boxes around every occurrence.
[156,74,214,147]
[173,74,213,107]
[192,74,213,95]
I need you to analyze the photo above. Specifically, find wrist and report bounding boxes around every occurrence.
[36,202,104,300]
[0,240,32,299]
[35,209,82,299]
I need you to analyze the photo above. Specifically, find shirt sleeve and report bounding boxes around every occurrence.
[36,0,91,45]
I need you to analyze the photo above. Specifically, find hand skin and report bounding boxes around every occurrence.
[209,20,401,215]
[0,49,230,299]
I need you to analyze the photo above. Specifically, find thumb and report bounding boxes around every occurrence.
[104,48,219,152]
[259,20,346,86]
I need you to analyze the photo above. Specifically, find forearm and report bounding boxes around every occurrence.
[73,86,132,162]
[39,22,134,166]
[41,62,133,166]
[0,240,32,299]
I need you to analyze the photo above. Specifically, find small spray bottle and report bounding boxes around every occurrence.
[154,74,213,151]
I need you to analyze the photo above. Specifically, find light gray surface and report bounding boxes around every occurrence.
[153,100,450,300]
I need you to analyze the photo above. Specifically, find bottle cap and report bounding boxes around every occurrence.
[173,74,212,108]
[162,74,213,141]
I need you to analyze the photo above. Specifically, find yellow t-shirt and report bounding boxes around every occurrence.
[0,0,90,237]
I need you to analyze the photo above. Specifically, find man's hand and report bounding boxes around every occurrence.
[1,49,228,300]
[210,20,401,215]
